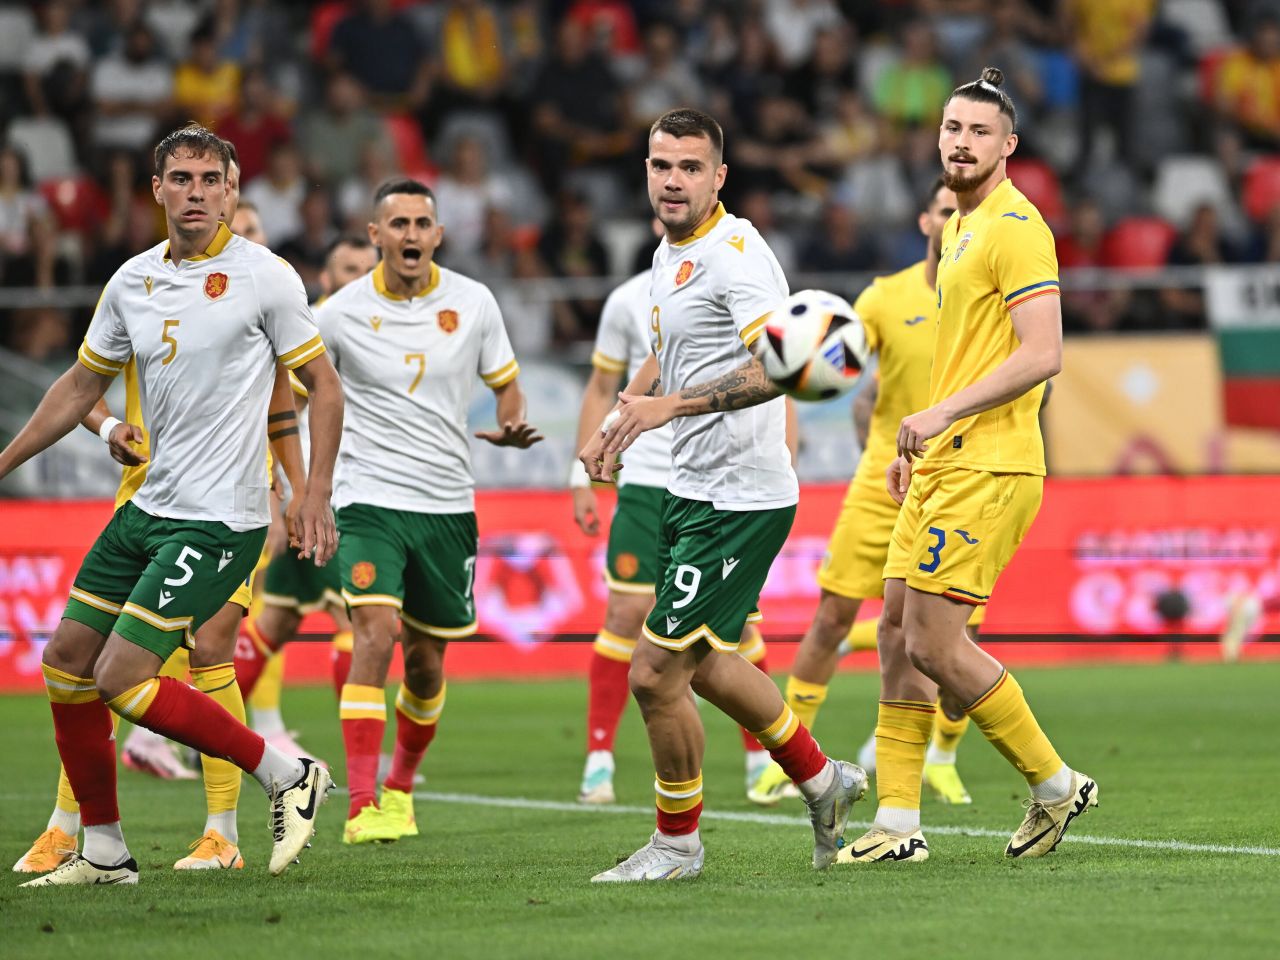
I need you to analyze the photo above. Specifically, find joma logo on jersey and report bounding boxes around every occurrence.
[351,561,377,589]
[203,273,229,300]
[952,233,973,263]
[674,261,694,286]
[438,309,459,334]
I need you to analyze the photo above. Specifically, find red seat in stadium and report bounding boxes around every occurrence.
[1100,217,1177,268]
[1006,157,1064,228]
[1242,156,1280,222]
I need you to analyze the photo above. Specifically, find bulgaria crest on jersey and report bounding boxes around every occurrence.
[674,261,694,286]
[438,309,459,334]
[952,233,973,263]
[351,561,376,590]
[615,552,640,579]
[204,272,229,300]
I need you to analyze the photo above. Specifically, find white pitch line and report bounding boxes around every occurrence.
[410,790,1280,858]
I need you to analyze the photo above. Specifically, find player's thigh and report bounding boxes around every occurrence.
[902,469,1043,608]
[399,622,448,690]
[401,511,479,640]
[190,600,247,666]
[630,630,704,701]
[605,483,665,595]
[62,502,152,640]
[817,479,898,601]
[603,587,654,639]
[115,515,265,665]
[643,496,795,655]
[43,616,112,677]
[336,503,411,616]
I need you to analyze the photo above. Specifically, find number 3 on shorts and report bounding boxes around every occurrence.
[918,527,945,574]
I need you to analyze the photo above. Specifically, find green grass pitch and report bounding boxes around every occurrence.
[2,659,1278,959]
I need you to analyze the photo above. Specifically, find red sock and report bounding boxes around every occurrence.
[233,619,275,697]
[383,714,437,793]
[137,676,266,771]
[769,723,828,785]
[657,801,702,836]
[739,654,771,751]
[331,649,352,698]
[586,650,631,752]
[343,718,383,817]
[50,699,118,826]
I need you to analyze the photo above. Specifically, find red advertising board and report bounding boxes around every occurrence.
[1,477,1277,690]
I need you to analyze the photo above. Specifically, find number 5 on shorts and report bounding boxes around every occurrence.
[918,527,946,574]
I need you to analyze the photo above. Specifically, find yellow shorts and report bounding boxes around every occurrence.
[884,467,1042,606]
[228,542,274,611]
[817,478,900,600]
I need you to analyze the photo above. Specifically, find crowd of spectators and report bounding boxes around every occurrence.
[6,0,1280,361]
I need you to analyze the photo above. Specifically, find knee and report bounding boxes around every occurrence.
[813,594,858,646]
[603,597,649,640]
[905,634,948,680]
[402,643,445,694]
[92,656,132,703]
[627,658,668,710]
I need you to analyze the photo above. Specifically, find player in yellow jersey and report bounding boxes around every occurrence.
[749,178,980,808]
[12,145,310,875]
[839,68,1096,865]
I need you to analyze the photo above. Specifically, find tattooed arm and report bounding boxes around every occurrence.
[669,356,779,416]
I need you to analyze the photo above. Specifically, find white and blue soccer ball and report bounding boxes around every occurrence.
[758,289,869,401]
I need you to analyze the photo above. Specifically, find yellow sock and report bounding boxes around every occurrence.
[655,772,702,836]
[395,681,446,726]
[931,708,970,754]
[106,678,161,723]
[845,618,878,651]
[250,649,285,711]
[55,765,79,815]
[190,663,243,822]
[875,700,936,811]
[784,676,828,733]
[592,628,636,663]
[738,624,767,664]
[966,670,1063,786]
[160,646,190,681]
[332,629,354,654]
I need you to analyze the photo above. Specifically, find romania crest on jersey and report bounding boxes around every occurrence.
[351,561,376,589]
[204,272,229,300]
[674,261,694,286]
[952,233,973,263]
[438,309,459,333]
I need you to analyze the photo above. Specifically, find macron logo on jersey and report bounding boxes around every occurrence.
[722,557,740,579]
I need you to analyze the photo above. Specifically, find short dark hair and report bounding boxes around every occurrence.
[154,122,232,177]
[235,199,258,214]
[221,137,239,169]
[372,177,436,210]
[945,66,1018,133]
[922,176,949,212]
[324,234,374,263]
[650,108,724,162]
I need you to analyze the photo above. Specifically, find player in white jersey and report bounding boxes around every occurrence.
[578,108,866,882]
[317,178,542,845]
[573,250,794,804]
[0,125,342,885]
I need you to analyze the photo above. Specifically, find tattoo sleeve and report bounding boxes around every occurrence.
[644,377,662,397]
[677,357,780,413]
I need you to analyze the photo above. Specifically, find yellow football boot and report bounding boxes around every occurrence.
[343,803,401,844]
[746,761,800,807]
[12,827,77,873]
[924,762,972,805]
[836,827,930,864]
[174,829,245,870]
[378,788,419,838]
[1006,771,1099,858]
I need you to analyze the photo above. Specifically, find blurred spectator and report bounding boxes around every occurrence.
[146,0,203,62]
[800,201,877,273]
[958,4,1044,130]
[300,72,394,187]
[785,24,857,123]
[7,306,72,368]
[628,23,706,128]
[1057,198,1126,333]
[210,0,285,66]
[706,17,779,138]
[243,141,305,245]
[764,0,843,69]
[336,143,395,232]
[737,189,798,275]
[82,0,144,58]
[434,135,513,275]
[90,21,173,152]
[0,146,57,288]
[565,0,641,58]
[23,0,90,121]
[539,190,609,343]
[1159,203,1240,329]
[329,0,432,111]
[86,150,162,283]
[1065,0,1155,179]
[809,90,880,169]
[732,94,823,199]
[215,66,292,184]
[529,19,630,193]
[173,19,241,128]
[438,0,507,110]
[485,208,555,353]
[872,20,952,129]
[277,187,339,294]
[1214,15,1280,149]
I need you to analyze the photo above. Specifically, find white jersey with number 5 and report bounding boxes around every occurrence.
[317,261,519,514]
[78,222,323,531]
[591,270,671,488]
[648,203,795,510]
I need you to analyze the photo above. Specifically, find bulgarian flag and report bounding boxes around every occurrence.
[1204,267,1280,430]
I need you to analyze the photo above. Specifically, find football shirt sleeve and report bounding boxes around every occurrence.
[260,258,325,369]
[852,280,883,355]
[477,287,519,389]
[710,237,789,349]
[591,282,632,374]
[78,278,131,377]
[987,214,1060,311]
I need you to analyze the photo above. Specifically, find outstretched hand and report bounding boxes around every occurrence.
[475,420,544,448]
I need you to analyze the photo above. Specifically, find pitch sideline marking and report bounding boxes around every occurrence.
[410,789,1280,858]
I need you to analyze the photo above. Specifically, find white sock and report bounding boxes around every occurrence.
[584,750,614,775]
[874,805,921,833]
[657,828,701,851]
[205,811,237,844]
[83,821,129,866]
[926,744,956,765]
[1030,764,1073,803]
[797,758,836,801]
[251,745,305,793]
[251,707,286,738]
[744,749,769,774]
[123,724,164,750]
[47,806,80,836]
[857,732,877,773]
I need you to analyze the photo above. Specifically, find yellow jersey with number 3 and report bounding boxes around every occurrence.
[928,177,1058,477]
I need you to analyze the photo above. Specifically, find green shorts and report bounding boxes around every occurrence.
[336,503,478,639]
[605,483,664,594]
[642,494,794,654]
[64,501,265,660]
[263,547,343,614]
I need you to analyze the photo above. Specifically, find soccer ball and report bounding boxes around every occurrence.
[758,289,869,401]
